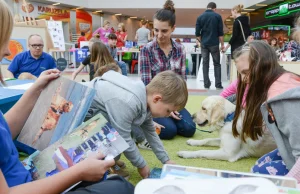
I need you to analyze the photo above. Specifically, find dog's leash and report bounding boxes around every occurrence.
[179,115,213,133]
[178,112,235,134]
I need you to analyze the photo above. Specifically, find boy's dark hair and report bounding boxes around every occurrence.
[81,32,85,36]
[153,0,176,27]
[207,2,217,9]
[107,33,117,40]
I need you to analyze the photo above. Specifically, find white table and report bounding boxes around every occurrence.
[117,50,141,76]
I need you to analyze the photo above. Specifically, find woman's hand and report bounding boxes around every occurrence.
[76,152,115,182]
[170,111,181,120]
[31,69,60,92]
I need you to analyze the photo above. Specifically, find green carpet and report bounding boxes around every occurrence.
[124,95,258,185]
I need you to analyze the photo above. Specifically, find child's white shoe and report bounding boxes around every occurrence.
[137,139,152,150]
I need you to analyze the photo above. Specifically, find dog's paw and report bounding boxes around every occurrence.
[186,139,196,146]
[177,151,196,158]
[186,139,206,146]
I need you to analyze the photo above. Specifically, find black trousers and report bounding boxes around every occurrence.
[201,45,222,88]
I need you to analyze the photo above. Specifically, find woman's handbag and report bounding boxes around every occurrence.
[237,19,247,43]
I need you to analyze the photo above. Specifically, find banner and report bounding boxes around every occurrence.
[76,10,93,40]
[265,0,300,18]
[19,2,70,22]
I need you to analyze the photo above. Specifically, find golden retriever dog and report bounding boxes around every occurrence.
[177,96,276,162]
[32,83,73,145]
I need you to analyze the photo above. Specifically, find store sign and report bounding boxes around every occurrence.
[19,2,70,21]
[265,0,300,18]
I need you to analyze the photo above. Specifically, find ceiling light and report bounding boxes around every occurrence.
[76,7,84,9]
[95,10,102,13]
[115,13,122,16]
[130,16,137,19]
[243,8,255,11]
[256,4,268,6]
[52,3,60,6]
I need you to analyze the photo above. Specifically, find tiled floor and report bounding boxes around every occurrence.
[62,69,229,96]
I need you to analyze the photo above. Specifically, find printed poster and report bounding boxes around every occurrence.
[47,21,66,51]
[1,39,27,64]
[76,10,93,40]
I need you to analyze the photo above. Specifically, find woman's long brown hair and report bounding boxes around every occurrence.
[90,42,116,74]
[232,41,285,142]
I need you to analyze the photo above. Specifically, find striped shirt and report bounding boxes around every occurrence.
[140,39,186,85]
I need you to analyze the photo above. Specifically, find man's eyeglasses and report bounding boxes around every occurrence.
[30,44,44,49]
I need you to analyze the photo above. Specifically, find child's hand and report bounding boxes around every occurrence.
[165,160,176,165]
[153,121,165,135]
[138,165,150,179]
[77,152,115,182]
[32,69,60,92]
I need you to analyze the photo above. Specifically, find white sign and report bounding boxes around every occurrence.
[47,21,66,51]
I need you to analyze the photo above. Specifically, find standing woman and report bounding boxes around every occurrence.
[116,23,127,48]
[135,20,151,46]
[222,4,251,56]
[92,20,112,44]
[140,0,196,140]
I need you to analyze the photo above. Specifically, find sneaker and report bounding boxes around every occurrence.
[108,164,130,180]
[137,139,152,150]
[216,86,224,90]
[116,160,126,169]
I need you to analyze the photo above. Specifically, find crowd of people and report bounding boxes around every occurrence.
[1,0,300,193]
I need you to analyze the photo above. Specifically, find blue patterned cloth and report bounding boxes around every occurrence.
[251,149,289,176]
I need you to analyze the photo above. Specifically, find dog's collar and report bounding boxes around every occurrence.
[51,106,63,115]
[224,112,235,122]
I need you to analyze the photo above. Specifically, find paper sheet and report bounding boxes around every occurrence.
[4,83,33,90]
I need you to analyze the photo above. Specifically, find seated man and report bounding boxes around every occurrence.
[7,34,56,79]
[106,33,127,76]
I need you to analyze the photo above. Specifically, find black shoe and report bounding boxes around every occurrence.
[204,86,210,89]
[216,86,223,90]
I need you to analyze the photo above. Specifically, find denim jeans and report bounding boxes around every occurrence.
[153,108,196,140]
[115,60,128,76]
[201,45,222,88]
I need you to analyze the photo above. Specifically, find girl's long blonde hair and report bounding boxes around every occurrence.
[0,0,14,85]
[90,42,116,75]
